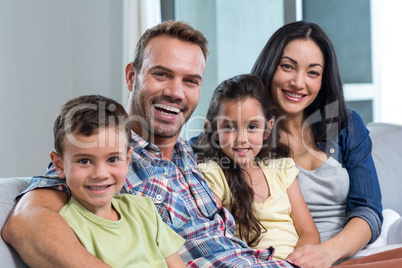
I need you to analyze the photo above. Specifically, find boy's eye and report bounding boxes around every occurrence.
[79,159,91,165]
[108,157,119,163]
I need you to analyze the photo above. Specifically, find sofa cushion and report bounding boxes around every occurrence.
[368,122,402,215]
[0,177,30,268]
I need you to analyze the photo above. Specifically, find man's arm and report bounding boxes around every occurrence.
[2,189,110,268]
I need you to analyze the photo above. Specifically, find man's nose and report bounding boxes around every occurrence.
[164,79,185,100]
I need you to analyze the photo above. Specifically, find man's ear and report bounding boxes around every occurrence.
[125,62,136,92]
[50,151,66,179]
[264,119,275,140]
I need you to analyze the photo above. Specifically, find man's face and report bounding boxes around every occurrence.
[127,36,206,141]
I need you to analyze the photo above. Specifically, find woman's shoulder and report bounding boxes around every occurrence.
[343,108,369,134]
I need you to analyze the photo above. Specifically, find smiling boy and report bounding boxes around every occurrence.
[49,94,185,267]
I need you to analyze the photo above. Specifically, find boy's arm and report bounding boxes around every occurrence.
[2,188,110,268]
[287,178,320,248]
[166,252,187,268]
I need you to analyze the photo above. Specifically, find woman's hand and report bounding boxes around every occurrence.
[286,217,372,268]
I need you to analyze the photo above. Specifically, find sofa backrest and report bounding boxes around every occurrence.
[368,122,402,215]
[0,177,30,268]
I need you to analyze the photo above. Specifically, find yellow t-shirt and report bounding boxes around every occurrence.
[59,194,185,267]
[198,158,299,260]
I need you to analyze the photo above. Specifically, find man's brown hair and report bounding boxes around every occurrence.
[133,20,209,72]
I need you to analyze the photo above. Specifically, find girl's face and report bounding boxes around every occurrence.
[216,98,270,168]
[271,39,324,117]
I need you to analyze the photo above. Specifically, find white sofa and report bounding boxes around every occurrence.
[1,122,402,267]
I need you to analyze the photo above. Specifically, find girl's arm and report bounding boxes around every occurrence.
[287,178,320,248]
[166,252,187,268]
[212,193,223,207]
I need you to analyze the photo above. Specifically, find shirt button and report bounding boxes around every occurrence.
[330,148,335,154]
[156,194,163,201]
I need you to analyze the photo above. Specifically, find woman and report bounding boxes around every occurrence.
[251,21,402,267]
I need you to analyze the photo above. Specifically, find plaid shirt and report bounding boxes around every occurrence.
[24,132,296,268]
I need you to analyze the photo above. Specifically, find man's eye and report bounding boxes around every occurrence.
[185,78,199,85]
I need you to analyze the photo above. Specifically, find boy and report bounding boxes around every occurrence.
[49,94,186,267]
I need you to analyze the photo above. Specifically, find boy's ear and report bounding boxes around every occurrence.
[264,119,275,140]
[50,151,66,179]
[126,147,133,167]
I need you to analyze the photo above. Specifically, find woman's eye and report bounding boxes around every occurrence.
[309,71,320,77]
[281,64,293,70]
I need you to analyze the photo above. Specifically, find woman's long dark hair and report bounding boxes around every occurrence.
[251,21,348,143]
[198,74,290,247]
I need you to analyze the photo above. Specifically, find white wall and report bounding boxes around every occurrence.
[377,0,402,124]
[0,0,124,177]
[176,0,284,140]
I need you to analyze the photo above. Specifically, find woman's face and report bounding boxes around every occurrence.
[271,39,324,117]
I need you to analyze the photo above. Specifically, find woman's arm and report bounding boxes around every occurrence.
[166,252,187,268]
[286,217,371,268]
[287,178,320,248]
[2,189,109,268]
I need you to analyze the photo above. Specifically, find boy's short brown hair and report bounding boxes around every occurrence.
[53,95,131,156]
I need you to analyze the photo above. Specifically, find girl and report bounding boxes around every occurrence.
[196,74,319,260]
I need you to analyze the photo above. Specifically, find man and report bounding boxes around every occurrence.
[2,21,295,268]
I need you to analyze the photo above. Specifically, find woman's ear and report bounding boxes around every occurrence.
[50,151,66,179]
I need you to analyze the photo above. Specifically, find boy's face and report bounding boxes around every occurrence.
[51,127,132,218]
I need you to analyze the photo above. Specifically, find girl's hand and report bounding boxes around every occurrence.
[286,243,338,268]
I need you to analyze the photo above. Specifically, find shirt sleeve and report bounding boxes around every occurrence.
[272,158,299,188]
[343,110,383,243]
[16,162,70,201]
[198,161,230,205]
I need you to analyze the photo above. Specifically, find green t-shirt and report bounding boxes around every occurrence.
[59,194,185,267]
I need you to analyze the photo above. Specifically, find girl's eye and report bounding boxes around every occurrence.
[224,125,235,130]
[79,159,90,165]
[248,125,258,130]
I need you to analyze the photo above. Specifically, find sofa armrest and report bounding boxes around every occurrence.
[0,177,30,268]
